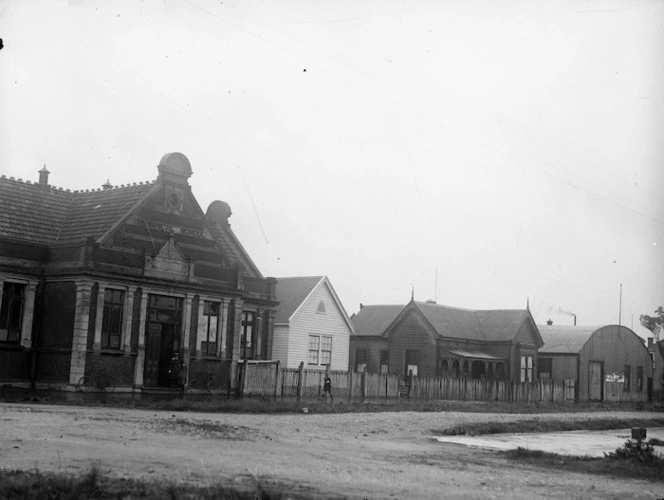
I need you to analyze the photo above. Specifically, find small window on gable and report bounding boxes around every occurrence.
[316,301,326,314]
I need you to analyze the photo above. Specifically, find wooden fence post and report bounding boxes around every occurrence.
[361,368,367,402]
[348,370,353,403]
[273,360,281,399]
[296,361,304,402]
[408,372,413,399]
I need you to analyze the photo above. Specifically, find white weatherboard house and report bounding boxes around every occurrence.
[272,276,353,371]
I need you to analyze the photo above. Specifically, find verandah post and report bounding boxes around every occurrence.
[361,368,367,402]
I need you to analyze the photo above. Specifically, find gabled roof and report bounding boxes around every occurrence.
[0,175,155,246]
[352,300,537,344]
[274,276,323,323]
[538,325,604,354]
[274,276,354,331]
[350,305,403,337]
[1,155,265,280]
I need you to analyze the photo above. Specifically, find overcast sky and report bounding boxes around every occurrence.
[1,0,663,337]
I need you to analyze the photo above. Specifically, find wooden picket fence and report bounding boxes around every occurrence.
[238,360,577,403]
[408,376,576,403]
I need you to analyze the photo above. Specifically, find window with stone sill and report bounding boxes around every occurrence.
[0,282,25,343]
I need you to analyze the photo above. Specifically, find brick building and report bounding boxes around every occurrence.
[0,153,277,394]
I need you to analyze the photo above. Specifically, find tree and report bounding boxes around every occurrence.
[640,306,664,359]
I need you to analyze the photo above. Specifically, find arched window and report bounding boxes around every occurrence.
[451,360,460,378]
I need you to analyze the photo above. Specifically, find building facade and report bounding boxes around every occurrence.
[0,153,277,394]
[538,324,653,402]
[272,276,352,371]
[350,300,542,383]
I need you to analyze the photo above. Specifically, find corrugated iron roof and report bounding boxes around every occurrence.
[274,276,324,324]
[538,325,599,354]
[351,301,533,343]
[350,304,403,336]
[441,347,505,360]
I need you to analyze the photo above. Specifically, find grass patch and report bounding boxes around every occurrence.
[3,388,664,415]
[502,441,664,482]
[434,417,664,436]
[0,467,329,499]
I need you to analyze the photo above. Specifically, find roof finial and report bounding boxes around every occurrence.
[411,286,414,302]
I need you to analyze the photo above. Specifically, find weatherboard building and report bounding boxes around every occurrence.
[0,153,278,394]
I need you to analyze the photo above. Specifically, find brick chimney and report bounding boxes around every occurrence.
[38,165,50,185]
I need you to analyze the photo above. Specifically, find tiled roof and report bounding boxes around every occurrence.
[274,276,323,323]
[350,304,403,336]
[207,222,263,279]
[0,175,155,246]
[57,183,157,245]
[538,325,599,354]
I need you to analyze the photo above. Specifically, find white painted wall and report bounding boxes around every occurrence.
[286,281,351,371]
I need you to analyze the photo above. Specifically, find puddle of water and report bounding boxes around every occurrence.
[434,427,664,457]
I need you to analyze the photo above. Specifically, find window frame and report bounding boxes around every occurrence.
[0,282,25,344]
[201,300,220,357]
[636,365,643,392]
[101,288,124,350]
[380,349,389,374]
[355,348,367,372]
[308,334,332,366]
[240,310,256,360]
[538,357,552,380]
[520,355,533,383]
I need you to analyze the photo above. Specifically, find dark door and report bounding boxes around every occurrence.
[144,295,183,387]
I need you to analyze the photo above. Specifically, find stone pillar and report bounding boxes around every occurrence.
[69,280,94,385]
[93,283,106,351]
[20,281,36,349]
[219,299,229,359]
[264,309,275,360]
[195,296,205,358]
[123,286,136,353]
[133,289,149,387]
[229,299,244,389]
[255,309,263,359]
[182,294,193,358]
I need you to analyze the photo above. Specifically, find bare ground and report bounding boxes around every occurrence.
[1,402,662,499]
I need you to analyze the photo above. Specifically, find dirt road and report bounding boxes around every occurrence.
[1,403,662,499]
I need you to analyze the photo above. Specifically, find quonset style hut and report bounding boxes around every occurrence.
[0,153,277,394]
[538,324,653,402]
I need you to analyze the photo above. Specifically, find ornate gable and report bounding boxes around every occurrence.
[144,235,194,282]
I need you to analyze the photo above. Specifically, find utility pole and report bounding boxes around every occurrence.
[618,283,623,328]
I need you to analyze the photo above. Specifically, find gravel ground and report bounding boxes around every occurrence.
[1,403,663,499]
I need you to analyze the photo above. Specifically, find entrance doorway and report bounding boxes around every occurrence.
[588,361,603,401]
[144,294,183,387]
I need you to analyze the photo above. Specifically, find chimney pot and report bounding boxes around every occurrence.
[38,165,50,186]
